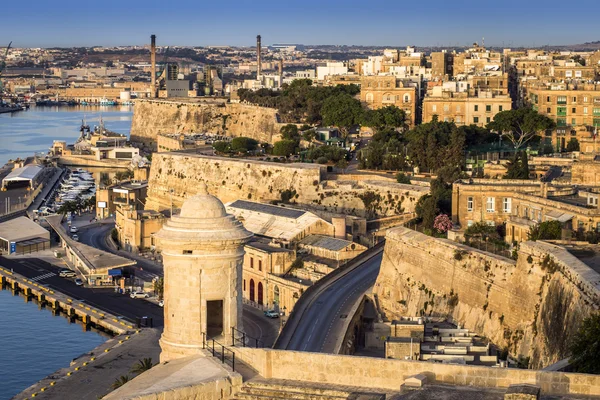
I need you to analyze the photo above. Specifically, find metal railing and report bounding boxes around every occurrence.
[231,326,264,348]
[202,332,236,371]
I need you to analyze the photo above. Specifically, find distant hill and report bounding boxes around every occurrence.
[547,41,600,51]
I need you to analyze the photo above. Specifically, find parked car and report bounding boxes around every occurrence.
[158,300,164,307]
[74,278,84,286]
[59,270,76,278]
[72,234,79,241]
[130,291,150,299]
[264,310,279,319]
[70,226,79,233]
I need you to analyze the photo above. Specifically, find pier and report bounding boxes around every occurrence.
[0,266,135,334]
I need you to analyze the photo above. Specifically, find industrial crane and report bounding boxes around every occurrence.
[0,41,13,98]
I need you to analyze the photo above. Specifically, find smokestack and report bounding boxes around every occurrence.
[256,35,262,79]
[150,34,157,98]
[278,59,283,88]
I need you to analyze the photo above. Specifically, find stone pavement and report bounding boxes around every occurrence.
[15,328,162,400]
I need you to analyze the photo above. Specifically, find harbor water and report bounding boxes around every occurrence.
[0,105,133,166]
[0,288,108,400]
[0,105,133,399]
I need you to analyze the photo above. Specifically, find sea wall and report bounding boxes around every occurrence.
[373,227,600,368]
[130,100,285,149]
[145,153,428,219]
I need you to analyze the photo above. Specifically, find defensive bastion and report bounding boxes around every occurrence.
[130,99,285,150]
[145,153,428,219]
[374,227,600,369]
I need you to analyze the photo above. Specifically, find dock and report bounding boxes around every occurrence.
[0,266,135,334]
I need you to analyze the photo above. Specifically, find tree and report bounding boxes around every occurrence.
[528,220,562,241]
[415,194,438,230]
[230,137,258,153]
[570,313,600,374]
[112,375,131,389]
[566,138,580,152]
[321,93,363,137]
[302,129,317,142]
[504,151,530,179]
[464,222,500,242]
[358,191,381,219]
[434,214,453,233]
[362,106,407,132]
[280,124,300,142]
[111,228,119,243]
[335,158,348,173]
[114,169,134,183]
[213,141,230,154]
[396,173,411,184]
[272,140,298,157]
[130,358,154,374]
[153,277,164,300]
[487,108,555,150]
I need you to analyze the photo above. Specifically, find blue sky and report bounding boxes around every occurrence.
[1,0,598,48]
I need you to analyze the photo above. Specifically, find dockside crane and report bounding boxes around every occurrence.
[0,41,13,100]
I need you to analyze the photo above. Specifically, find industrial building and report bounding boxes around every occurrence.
[0,216,50,255]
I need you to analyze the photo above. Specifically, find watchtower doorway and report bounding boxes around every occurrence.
[206,300,223,338]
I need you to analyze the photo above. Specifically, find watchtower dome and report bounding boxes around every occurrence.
[155,183,253,362]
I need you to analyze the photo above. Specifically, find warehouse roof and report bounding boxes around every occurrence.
[0,216,49,242]
[2,165,43,187]
[228,200,305,219]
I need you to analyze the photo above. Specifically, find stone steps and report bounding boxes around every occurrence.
[232,378,386,400]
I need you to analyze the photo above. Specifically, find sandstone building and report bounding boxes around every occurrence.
[359,75,417,126]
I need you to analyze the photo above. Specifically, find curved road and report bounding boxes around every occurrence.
[284,253,383,352]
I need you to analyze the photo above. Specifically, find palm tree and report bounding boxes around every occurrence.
[130,358,154,374]
[111,375,131,389]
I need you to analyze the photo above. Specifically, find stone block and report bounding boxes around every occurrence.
[404,374,427,388]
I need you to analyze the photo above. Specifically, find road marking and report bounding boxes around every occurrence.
[30,272,56,282]
[302,317,319,351]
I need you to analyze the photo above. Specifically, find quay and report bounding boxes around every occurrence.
[0,266,135,334]
[0,105,24,114]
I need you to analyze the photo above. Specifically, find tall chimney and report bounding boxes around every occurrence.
[256,34,262,79]
[278,59,283,87]
[150,34,157,98]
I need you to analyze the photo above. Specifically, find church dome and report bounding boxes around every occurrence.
[179,182,226,219]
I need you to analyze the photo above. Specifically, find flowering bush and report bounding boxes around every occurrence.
[433,214,453,233]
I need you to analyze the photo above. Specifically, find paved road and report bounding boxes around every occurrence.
[78,222,162,282]
[0,256,164,327]
[284,253,383,352]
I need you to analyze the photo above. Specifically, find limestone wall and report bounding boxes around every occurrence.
[145,153,428,219]
[130,100,285,149]
[233,348,600,396]
[373,227,600,368]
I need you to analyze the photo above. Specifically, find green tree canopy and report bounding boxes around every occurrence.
[464,221,500,242]
[487,108,555,150]
[504,151,530,179]
[321,93,363,136]
[213,141,230,154]
[566,137,580,152]
[230,137,259,153]
[362,106,407,131]
[273,140,298,157]
[280,124,300,142]
[570,313,600,374]
[528,220,562,241]
[396,172,411,184]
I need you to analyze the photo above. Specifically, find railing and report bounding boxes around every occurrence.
[231,326,264,348]
[201,332,236,371]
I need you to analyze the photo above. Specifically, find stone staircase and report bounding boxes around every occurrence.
[232,378,387,400]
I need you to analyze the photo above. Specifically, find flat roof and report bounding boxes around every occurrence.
[2,165,43,185]
[0,216,49,242]
[229,200,305,220]
[300,235,355,251]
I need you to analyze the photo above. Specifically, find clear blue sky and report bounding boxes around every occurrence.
[1,0,598,48]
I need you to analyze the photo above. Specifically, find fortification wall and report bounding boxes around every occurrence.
[232,347,600,396]
[374,227,600,368]
[145,153,428,219]
[130,100,284,149]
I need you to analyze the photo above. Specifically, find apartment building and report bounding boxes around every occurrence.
[360,75,418,125]
[422,86,512,126]
[451,179,600,243]
[528,82,600,150]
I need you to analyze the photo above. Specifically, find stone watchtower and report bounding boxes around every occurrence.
[155,183,253,362]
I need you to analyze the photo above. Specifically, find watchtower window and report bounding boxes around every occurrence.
[183,250,193,254]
